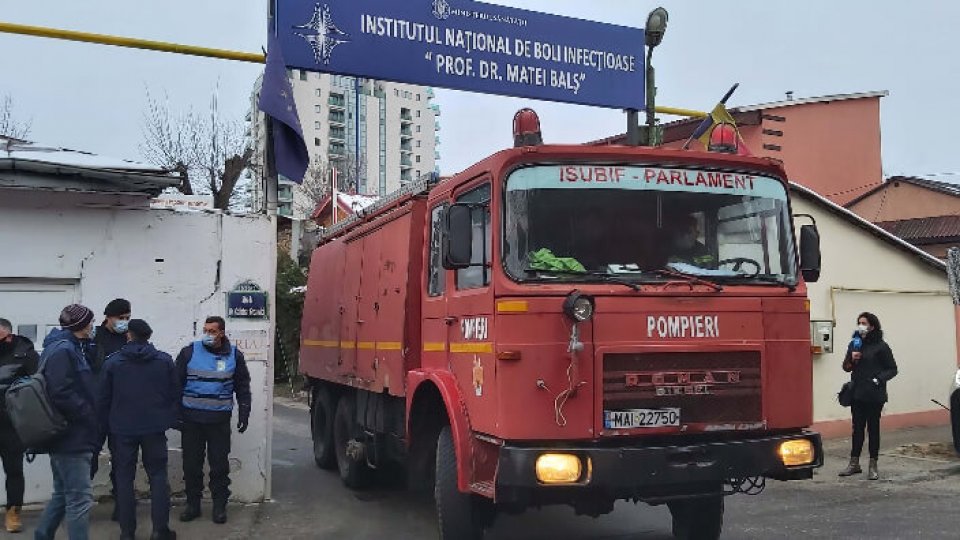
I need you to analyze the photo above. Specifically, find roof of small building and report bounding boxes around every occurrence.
[590,91,888,147]
[790,182,946,272]
[0,137,180,194]
[310,191,379,222]
[875,214,960,244]
[845,175,960,208]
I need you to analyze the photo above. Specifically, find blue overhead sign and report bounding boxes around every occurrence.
[276,0,645,109]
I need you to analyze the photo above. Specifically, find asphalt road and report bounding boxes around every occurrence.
[257,399,960,540]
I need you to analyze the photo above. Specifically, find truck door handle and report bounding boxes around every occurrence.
[444,316,458,326]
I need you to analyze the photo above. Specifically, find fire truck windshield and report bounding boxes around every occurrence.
[503,164,797,286]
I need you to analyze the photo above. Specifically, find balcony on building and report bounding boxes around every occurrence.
[329,126,346,142]
[400,170,413,183]
[329,110,346,125]
[400,108,413,124]
[430,104,441,116]
[328,94,346,110]
[329,143,346,158]
[400,140,413,153]
[400,155,413,168]
[400,125,414,139]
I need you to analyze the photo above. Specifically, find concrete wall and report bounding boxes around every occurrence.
[792,196,956,425]
[0,192,275,504]
[847,181,960,222]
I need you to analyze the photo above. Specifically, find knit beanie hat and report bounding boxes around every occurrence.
[104,298,132,317]
[59,304,94,332]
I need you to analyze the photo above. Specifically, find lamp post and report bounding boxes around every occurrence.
[642,7,668,146]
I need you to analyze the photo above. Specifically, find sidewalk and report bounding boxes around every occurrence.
[13,498,260,540]
[813,423,960,486]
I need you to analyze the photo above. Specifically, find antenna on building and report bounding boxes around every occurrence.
[785,91,794,101]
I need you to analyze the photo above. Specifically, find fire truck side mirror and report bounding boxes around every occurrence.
[799,224,821,283]
[443,204,474,269]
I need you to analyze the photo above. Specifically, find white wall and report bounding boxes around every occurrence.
[793,197,957,423]
[0,196,274,503]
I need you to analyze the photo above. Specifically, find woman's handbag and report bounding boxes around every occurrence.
[838,381,854,407]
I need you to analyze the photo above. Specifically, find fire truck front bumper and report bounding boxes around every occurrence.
[494,432,822,507]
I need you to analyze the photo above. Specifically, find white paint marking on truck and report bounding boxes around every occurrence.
[646,315,720,339]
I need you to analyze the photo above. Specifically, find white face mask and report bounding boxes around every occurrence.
[856,324,869,336]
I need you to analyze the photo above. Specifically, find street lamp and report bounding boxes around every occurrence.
[644,7,668,146]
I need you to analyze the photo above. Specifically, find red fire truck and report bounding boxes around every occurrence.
[299,110,824,539]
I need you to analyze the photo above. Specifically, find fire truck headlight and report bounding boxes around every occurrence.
[536,453,584,484]
[779,439,815,467]
[563,291,595,322]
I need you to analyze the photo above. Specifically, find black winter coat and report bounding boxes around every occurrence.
[0,335,39,427]
[99,341,179,437]
[843,330,898,403]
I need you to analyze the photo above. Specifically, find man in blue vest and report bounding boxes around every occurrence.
[175,316,251,525]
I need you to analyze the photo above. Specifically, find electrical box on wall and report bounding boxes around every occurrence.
[810,320,834,354]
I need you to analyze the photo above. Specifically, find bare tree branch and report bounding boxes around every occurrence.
[0,95,32,140]
[140,90,252,210]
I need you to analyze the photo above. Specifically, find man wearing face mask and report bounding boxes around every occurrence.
[0,318,38,533]
[93,299,132,374]
[90,298,132,511]
[175,316,251,525]
[34,304,100,540]
[668,215,715,268]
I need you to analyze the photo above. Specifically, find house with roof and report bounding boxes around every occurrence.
[845,176,960,258]
[594,91,888,206]
[0,136,275,504]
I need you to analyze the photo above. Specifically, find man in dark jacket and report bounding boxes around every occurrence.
[89,298,131,511]
[176,316,251,525]
[99,319,178,540]
[35,304,100,540]
[0,318,38,533]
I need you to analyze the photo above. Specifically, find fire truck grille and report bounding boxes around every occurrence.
[603,352,762,424]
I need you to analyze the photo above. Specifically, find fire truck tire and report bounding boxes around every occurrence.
[334,393,371,489]
[310,385,337,470]
[668,496,723,540]
[435,426,484,540]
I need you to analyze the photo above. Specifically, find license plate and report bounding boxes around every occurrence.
[604,408,680,429]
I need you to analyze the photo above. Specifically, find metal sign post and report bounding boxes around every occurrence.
[948,247,960,366]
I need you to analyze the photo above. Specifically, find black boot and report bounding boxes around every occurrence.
[179,499,201,522]
[212,499,227,524]
[150,528,178,540]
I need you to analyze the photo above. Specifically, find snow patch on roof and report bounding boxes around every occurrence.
[337,192,378,213]
[2,137,170,174]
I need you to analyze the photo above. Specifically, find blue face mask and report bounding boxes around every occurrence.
[114,320,129,333]
[202,334,216,347]
[88,325,97,340]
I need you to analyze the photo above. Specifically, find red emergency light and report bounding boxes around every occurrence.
[708,123,738,154]
[513,108,543,147]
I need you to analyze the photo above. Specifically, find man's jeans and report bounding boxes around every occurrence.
[34,453,93,540]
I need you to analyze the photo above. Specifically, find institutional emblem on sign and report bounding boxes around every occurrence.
[295,3,350,65]
[432,0,452,20]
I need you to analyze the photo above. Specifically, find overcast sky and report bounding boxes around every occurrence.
[2,0,958,181]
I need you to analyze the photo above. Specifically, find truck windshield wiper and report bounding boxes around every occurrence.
[716,274,797,291]
[649,268,723,292]
[525,268,641,291]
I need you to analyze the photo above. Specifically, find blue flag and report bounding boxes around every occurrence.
[259,32,308,184]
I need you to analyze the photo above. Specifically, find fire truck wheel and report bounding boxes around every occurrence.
[310,385,337,470]
[334,393,371,489]
[435,426,484,540]
[668,496,723,540]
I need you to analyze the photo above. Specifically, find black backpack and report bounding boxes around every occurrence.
[5,341,69,448]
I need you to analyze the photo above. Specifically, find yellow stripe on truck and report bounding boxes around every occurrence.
[449,342,494,354]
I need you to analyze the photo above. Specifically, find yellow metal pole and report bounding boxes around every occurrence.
[0,21,265,64]
[654,106,707,118]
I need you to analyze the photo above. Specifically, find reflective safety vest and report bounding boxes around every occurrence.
[182,341,236,412]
